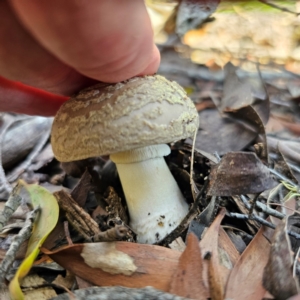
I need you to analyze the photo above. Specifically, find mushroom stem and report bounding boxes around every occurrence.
[110,144,189,244]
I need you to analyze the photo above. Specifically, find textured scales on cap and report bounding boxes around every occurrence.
[51,75,199,162]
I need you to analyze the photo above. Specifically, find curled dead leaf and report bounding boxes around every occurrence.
[207,152,276,196]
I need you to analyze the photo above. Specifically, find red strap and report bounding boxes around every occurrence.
[0,76,69,116]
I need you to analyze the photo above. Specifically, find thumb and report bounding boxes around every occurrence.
[10,0,160,83]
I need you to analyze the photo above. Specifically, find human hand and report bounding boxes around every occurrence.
[0,0,160,116]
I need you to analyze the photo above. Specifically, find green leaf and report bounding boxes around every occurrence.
[9,181,59,300]
[281,181,300,201]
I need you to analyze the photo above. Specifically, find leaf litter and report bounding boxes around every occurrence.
[1,1,300,299]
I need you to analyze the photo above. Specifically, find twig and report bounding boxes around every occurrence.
[259,0,300,16]
[288,163,300,175]
[270,203,300,216]
[213,151,221,162]
[7,122,52,182]
[249,193,260,216]
[0,184,22,231]
[64,221,73,246]
[228,212,300,239]
[240,195,251,210]
[222,225,247,234]
[229,212,275,228]
[93,225,129,242]
[55,190,129,243]
[190,128,199,199]
[0,206,40,282]
[293,247,300,278]
[255,201,285,219]
[269,168,296,187]
[269,152,300,175]
[241,189,287,219]
[54,190,101,241]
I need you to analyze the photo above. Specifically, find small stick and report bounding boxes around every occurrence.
[0,206,40,282]
[293,247,300,278]
[288,163,300,175]
[229,212,275,228]
[54,190,101,240]
[269,168,296,187]
[93,225,129,242]
[241,195,286,220]
[7,123,52,182]
[240,195,251,210]
[64,221,73,246]
[248,193,260,217]
[255,201,285,219]
[213,151,221,162]
[0,184,22,231]
[259,0,300,16]
[189,128,199,199]
[228,212,300,239]
[270,203,300,216]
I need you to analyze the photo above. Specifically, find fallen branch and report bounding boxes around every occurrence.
[0,206,40,282]
[0,184,22,231]
[7,119,52,182]
[228,212,300,239]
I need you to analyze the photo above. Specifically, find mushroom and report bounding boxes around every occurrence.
[51,75,199,244]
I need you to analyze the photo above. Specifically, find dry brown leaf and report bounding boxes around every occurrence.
[219,63,270,161]
[221,62,254,110]
[169,233,208,299]
[195,63,270,156]
[41,241,181,292]
[269,195,296,226]
[204,252,223,300]
[263,219,299,300]
[225,225,271,299]
[207,152,276,196]
[200,208,226,299]
[266,116,285,133]
[196,109,257,154]
[195,100,215,112]
[71,169,93,207]
[275,118,300,136]
[219,227,240,266]
[268,137,300,184]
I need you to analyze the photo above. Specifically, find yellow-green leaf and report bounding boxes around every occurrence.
[9,180,59,300]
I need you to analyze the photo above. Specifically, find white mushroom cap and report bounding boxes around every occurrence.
[51,75,199,244]
[51,75,199,161]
